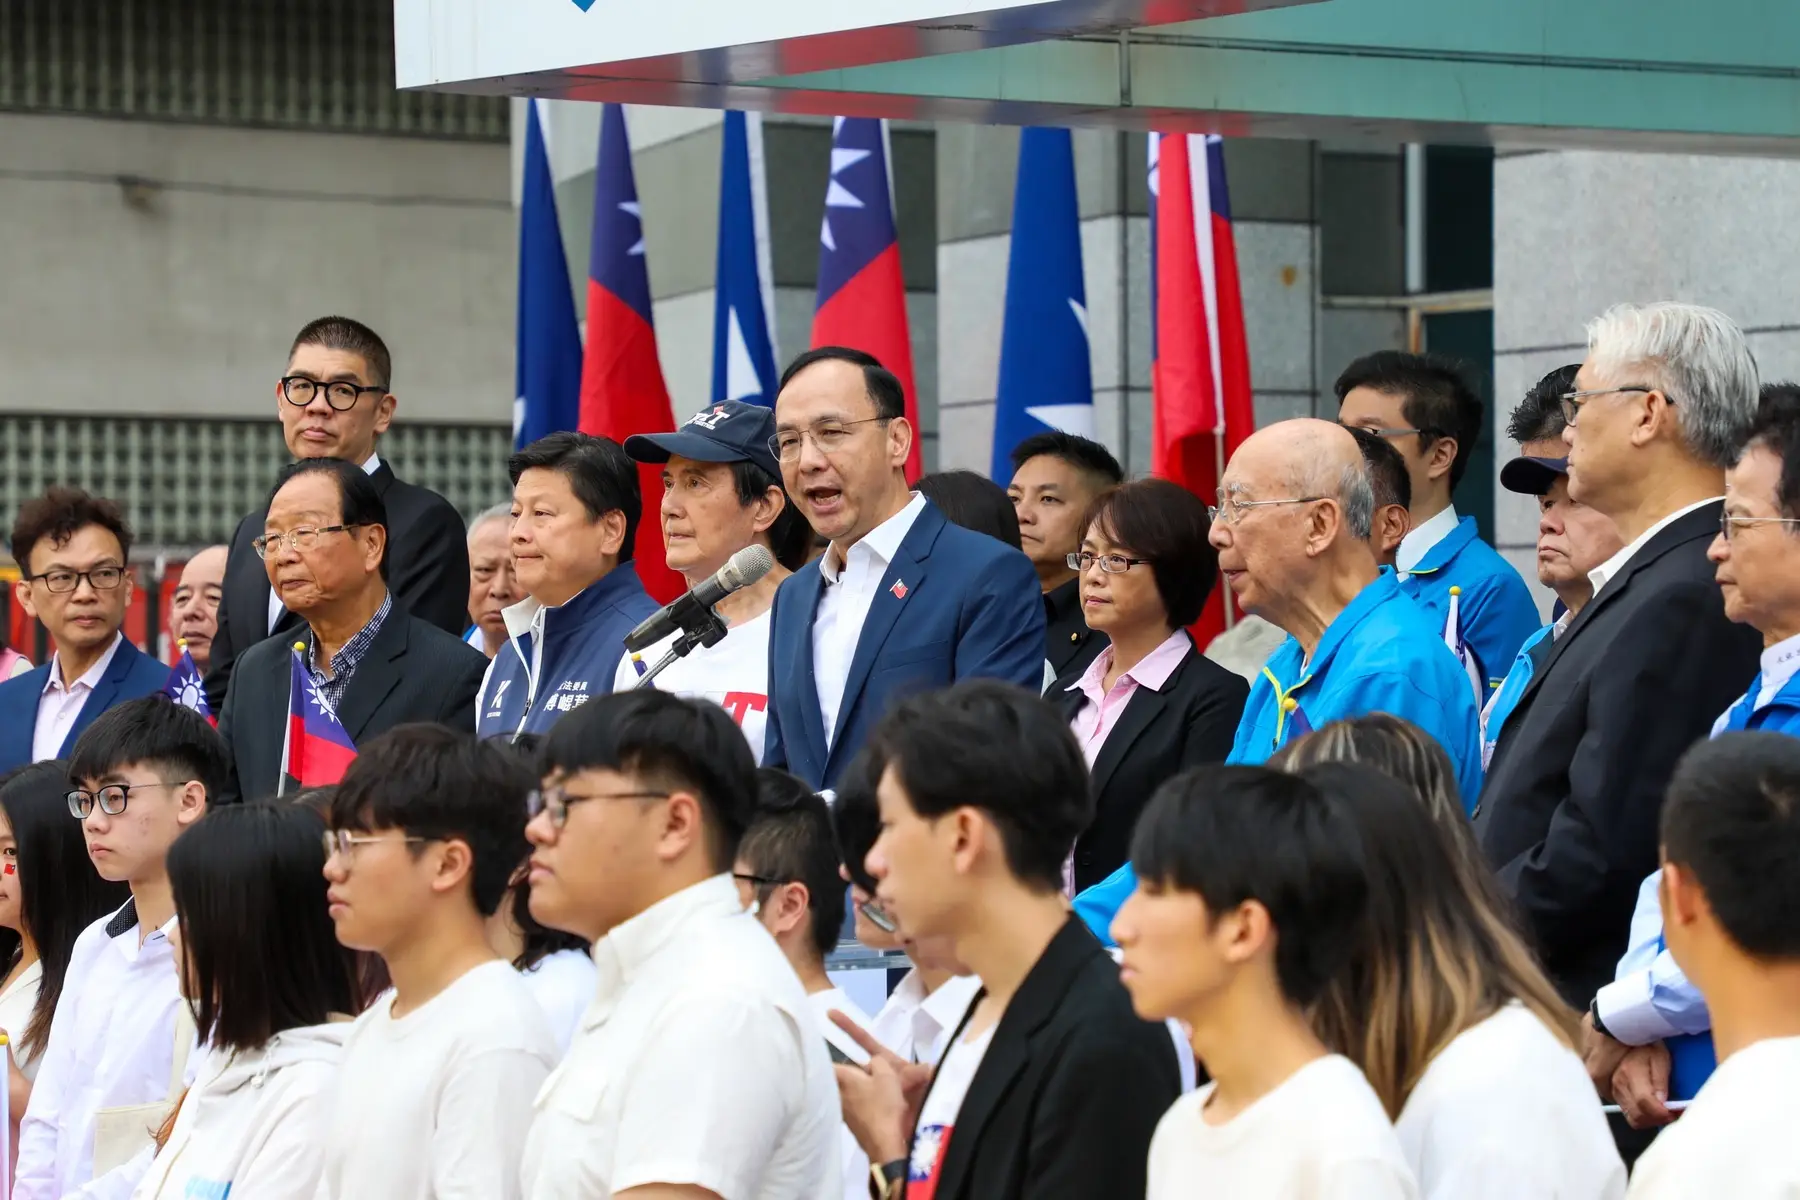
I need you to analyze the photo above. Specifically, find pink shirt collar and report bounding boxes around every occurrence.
[1068,629,1191,703]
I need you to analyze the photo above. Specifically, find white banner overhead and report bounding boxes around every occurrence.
[392,0,1313,94]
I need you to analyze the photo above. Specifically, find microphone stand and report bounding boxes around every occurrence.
[633,608,729,689]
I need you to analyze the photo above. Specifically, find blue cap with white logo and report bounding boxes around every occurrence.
[623,401,781,480]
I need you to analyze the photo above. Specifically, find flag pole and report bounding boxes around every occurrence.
[1216,431,1235,631]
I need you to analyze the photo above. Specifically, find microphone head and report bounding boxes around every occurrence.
[719,544,777,591]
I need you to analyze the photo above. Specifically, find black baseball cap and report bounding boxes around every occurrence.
[623,400,781,480]
[1499,454,1568,497]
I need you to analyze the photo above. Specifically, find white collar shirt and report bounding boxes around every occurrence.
[33,632,124,763]
[868,970,983,1067]
[14,900,184,1200]
[812,492,927,746]
[267,451,382,633]
[1396,504,1459,577]
[522,875,839,1200]
[1587,496,1720,598]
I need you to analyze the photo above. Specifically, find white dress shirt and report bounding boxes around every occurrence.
[266,452,382,633]
[812,492,927,746]
[33,632,124,763]
[522,875,839,1200]
[1396,504,1459,577]
[1587,496,1721,597]
[867,970,983,1067]
[0,958,45,1078]
[15,901,184,1200]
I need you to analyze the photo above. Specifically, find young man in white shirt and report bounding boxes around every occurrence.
[315,725,557,1200]
[522,688,839,1200]
[615,400,810,762]
[15,696,224,1200]
[1111,764,1418,1200]
[1626,732,1800,1196]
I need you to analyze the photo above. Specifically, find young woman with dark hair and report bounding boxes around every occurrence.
[0,761,130,1113]
[132,804,360,1200]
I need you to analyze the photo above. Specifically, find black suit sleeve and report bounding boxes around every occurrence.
[1021,1018,1179,1200]
[202,513,260,713]
[437,650,486,734]
[1494,580,1751,961]
[391,496,470,637]
[214,654,246,805]
[1178,671,1248,770]
[761,587,788,772]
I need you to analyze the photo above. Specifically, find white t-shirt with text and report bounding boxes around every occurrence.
[1147,1054,1418,1200]
[613,610,772,762]
[1628,1034,1800,1198]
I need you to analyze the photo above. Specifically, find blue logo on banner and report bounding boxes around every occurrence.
[570,0,597,9]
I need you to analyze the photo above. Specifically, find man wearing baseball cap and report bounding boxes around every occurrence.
[613,400,813,762]
[1480,365,1625,768]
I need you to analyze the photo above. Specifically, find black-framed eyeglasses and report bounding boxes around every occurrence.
[68,780,193,819]
[321,829,429,860]
[527,785,669,829]
[29,567,126,594]
[732,871,785,889]
[252,525,363,560]
[280,376,386,412]
[1719,512,1800,541]
[769,416,892,463]
[1066,551,1151,575]
[1340,423,1438,441]
[1558,385,1657,426]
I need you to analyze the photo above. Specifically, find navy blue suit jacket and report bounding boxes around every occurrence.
[0,639,171,771]
[763,501,1046,790]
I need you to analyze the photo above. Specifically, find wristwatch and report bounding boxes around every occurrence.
[1589,997,1614,1040]
[869,1158,907,1200]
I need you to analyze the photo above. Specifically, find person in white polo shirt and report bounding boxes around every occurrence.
[522,689,839,1200]
[613,401,813,763]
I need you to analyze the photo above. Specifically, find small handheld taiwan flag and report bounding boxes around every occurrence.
[280,644,357,794]
[162,641,215,726]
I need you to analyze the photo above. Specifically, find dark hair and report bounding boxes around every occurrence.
[866,680,1091,891]
[483,732,587,969]
[268,458,391,580]
[741,769,845,963]
[291,316,392,390]
[328,725,531,917]
[167,804,359,1053]
[1008,431,1124,487]
[0,762,129,1058]
[832,751,882,894]
[1346,425,1412,513]
[68,696,230,801]
[10,486,133,574]
[1081,478,1218,628]
[1507,364,1580,444]
[1663,732,1800,958]
[1732,383,1800,519]
[1335,351,1483,488]
[508,432,643,565]
[729,459,813,571]
[1296,762,1575,1116]
[916,471,1022,550]
[536,690,756,872]
[1131,764,1366,1006]
[778,346,905,421]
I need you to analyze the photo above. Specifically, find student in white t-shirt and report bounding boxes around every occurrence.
[485,877,594,1058]
[1274,719,1624,1200]
[1627,733,1800,1197]
[1110,764,1417,1200]
[315,725,558,1200]
[616,399,814,762]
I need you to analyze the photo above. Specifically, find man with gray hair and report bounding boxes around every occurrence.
[1476,302,1763,1013]
[1071,418,1484,933]
[464,503,517,658]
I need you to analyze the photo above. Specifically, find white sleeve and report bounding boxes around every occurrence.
[14,926,103,1200]
[71,1141,156,1200]
[1320,1159,1420,1200]
[427,1048,551,1200]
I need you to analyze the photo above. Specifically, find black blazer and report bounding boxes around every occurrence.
[916,917,1180,1200]
[1043,579,1108,682]
[203,461,470,712]
[1051,638,1247,892]
[1474,502,1760,1006]
[216,606,488,803]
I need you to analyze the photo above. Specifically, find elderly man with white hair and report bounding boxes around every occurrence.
[464,502,518,658]
[1073,417,1483,938]
[1475,303,1763,1017]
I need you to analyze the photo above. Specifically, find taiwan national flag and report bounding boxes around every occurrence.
[991,127,1093,481]
[514,99,583,448]
[712,111,779,408]
[579,103,683,604]
[282,646,357,791]
[1149,132,1256,649]
[813,117,920,480]
[162,644,214,726]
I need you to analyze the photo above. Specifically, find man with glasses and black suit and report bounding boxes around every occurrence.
[204,316,469,712]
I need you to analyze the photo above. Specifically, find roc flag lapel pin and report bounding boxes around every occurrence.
[890,579,908,600]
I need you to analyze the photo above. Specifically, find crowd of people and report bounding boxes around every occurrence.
[0,300,1790,1198]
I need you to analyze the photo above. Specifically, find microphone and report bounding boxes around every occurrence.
[624,544,776,653]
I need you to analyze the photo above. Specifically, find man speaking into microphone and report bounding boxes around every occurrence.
[612,400,813,761]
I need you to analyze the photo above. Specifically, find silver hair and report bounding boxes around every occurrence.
[1287,457,1374,541]
[466,501,512,539]
[1585,302,1759,468]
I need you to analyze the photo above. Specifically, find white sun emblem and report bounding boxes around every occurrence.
[305,678,339,720]
[176,678,204,710]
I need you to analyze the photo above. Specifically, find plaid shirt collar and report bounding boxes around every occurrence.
[307,590,392,712]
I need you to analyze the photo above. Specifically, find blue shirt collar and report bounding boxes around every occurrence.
[1402,515,1480,578]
